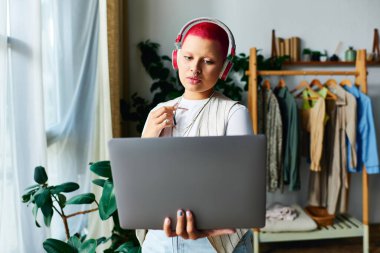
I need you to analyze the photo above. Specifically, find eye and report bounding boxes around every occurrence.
[183,55,192,61]
[204,59,215,65]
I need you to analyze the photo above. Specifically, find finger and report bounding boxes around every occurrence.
[160,118,174,129]
[205,228,237,237]
[155,112,169,124]
[176,210,188,238]
[163,217,176,237]
[186,210,202,240]
[155,113,174,127]
[153,106,176,117]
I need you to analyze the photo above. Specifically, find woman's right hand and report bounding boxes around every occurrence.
[141,105,176,138]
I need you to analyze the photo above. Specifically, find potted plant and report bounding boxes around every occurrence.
[22,163,141,253]
[320,50,328,62]
[302,48,312,61]
[311,51,321,61]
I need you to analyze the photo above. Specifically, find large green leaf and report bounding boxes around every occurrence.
[32,205,41,227]
[96,237,107,246]
[66,193,95,205]
[99,180,117,220]
[22,187,40,204]
[50,182,79,194]
[34,166,48,184]
[92,179,106,187]
[68,236,81,249]
[43,210,53,227]
[57,193,67,208]
[34,188,51,208]
[90,161,112,178]
[43,238,78,253]
[115,242,141,253]
[79,239,97,253]
[22,192,32,203]
[41,197,53,227]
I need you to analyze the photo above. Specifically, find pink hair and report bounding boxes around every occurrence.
[182,22,229,58]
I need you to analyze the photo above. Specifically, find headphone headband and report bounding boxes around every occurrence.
[174,17,236,57]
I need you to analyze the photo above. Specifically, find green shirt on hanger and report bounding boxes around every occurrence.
[274,87,300,191]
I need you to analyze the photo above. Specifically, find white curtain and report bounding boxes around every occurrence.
[0,0,113,252]
[42,0,113,242]
[0,0,48,252]
[86,0,114,248]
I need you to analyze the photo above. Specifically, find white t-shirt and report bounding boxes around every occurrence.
[143,96,253,137]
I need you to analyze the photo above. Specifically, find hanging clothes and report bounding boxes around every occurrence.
[344,85,380,174]
[258,86,283,192]
[273,87,300,191]
[308,88,334,208]
[326,85,357,214]
[300,88,326,172]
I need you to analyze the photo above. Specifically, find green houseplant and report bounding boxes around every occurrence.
[22,162,140,253]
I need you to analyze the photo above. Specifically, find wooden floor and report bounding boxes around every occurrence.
[259,224,380,253]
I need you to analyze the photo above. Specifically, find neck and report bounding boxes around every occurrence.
[183,89,215,100]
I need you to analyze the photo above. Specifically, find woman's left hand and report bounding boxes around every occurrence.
[163,209,236,240]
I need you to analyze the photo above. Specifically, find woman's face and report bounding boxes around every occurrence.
[177,35,225,99]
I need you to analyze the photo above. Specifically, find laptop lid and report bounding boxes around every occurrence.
[109,135,266,230]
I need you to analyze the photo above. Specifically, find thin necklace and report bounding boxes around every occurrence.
[172,91,215,137]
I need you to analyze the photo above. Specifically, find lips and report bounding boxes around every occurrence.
[187,76,201,85]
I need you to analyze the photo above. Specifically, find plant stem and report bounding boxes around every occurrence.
[62,216,70,240]
[52,204,63,217]
[65,208,99,219]
[52,194,70,240]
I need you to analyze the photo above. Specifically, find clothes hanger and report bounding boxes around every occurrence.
[324,79,341,97]
[290,80,310,94]
[310,79,337,100]
[310,79,324,89]
[277,78,286,88]
[340,78,353,87]
[291,80,320,100]
[325,78,338,88]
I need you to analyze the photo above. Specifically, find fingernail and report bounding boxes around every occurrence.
[178,210,183,216]
[186,211,191,217]
[165,217,170,224]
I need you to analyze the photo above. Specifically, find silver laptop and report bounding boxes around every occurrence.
[108,135,267,230]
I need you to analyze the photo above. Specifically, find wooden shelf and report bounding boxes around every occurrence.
[258,214,363,243]
[283,61,380,66]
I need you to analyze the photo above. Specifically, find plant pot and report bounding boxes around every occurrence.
[311,54,320,61]
[302,54,311,62]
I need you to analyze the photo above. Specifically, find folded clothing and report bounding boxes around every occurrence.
[266,203,298,221]
[262,204,318,232]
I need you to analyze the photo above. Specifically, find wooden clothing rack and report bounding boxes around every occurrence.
[246,48,370,253]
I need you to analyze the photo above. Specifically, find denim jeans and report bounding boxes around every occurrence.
[141,230,252,253]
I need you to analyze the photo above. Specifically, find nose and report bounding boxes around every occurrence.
[190,60,201,75]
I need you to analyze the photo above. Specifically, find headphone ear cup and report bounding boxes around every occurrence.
[219,59,233,81]
[172,50,178,70]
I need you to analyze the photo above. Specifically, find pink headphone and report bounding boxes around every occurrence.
[171,17,236,81]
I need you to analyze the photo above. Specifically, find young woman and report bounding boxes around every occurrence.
[140,17,253,253]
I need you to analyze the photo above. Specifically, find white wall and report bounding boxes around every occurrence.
[127,0,380,223]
